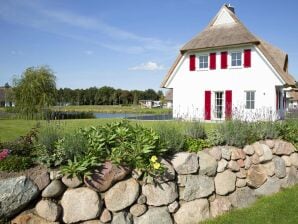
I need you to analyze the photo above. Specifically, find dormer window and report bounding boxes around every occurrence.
[199,55,208,69]
[231,52,242,67]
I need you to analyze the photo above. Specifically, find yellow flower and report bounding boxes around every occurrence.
[153,162,161,170]
[150,155,158,163]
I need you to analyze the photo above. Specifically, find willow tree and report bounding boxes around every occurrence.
[13,66,56,119]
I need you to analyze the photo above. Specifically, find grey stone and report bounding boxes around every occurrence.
[221,147,232,160]
[206,147,222,161]
[228,187,257,208]
[244,157,252,170]
[243,145,255,155]
[259,144,273,163]
[214,170,236,195]
[251,154,260,165]
[210,197,232,218]
[137,194,147,204]
[32,171,50,191]
[228,160,240,172]
[217,159,228,172]
[182,175,214,201]
[49,170,62,180]
[262,161,275,176]
[174,199,210,224]
[198,151,218,176]
[265,139,275,149]
[129,204,147,217]
[62,176,82,188]
[247,165,267,188]
[155,159,176,183]
[281,156,292,167]
[35,200,62,222]
[42,180,66,198]
[290,153,298,167]
[61,187,102,223]
[273,140,295,155]
[252,142,264,156]
[112,212,133,224]
[171,152,199,174]
[255,176,281,197]
[105,178,139,212]
[0,176,39,218]
[237,159,245,168]
[177,175,187,186]
[236,178,246,188]
[168,201,179,213]
[134,207,172,224]
[281,166,298,188]
[100,208,112,223]
[273,157,286,178]
[236,168,247,179]
[142,181,178,206]
[231,148,246,160]
[81,221,104,224]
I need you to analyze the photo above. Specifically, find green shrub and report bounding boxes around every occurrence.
[0,155,33,172]
[184,121,207,139]
[153,122,185,151]
[206,129,225,146]
[184,137,211,152]
[278,119,298,150]
[254,121,280,140]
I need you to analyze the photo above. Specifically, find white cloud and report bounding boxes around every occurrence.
[84,50,94,55]
[129,61,166,71]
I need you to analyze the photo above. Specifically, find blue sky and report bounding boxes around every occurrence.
[0,0,297,90]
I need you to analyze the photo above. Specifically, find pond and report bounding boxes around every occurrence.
[94,113,172,120]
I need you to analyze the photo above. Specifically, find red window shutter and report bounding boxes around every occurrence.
[225,90,232,120]
[244,49,251,67]
[210,53,216,70]
[204,91,211,120]
[189,55,196,71]
[221,52,227,69]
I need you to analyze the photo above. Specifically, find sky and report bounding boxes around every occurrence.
[0,0,298,90]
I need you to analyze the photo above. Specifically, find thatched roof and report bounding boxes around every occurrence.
[161,4,296,87]
[289,91,298,101]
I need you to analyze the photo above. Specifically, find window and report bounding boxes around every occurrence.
[246,91,255,109]
[215,91,224,119]
[231,52,242,67]
[199,55,208,69]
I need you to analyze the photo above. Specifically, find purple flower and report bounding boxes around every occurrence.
[0,149,9,161]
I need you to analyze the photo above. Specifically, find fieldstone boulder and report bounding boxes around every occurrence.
[228,187,257,208]
[237,159,245,168]
[262,161,275,176]
[155,159,176,183]
[251,154,260,164]
[100,208,112,223]
[221,147,232,160]
[129,204,147,217]
[231,148,246,160]
[31,171,50,190]
[243,145,255,155]
[273,157,286,178]
[61,187,102,223]
[244,157,252,170]
[198,151,218,176]
[112,212,133,224]
[84,161,130,192]
[0,176,39,218]
[11,212,59,224]
[236,178,246,188]
[174,199,210,224]
[137,195,147,204]
[259,144,273,163]
[105,178,139,211]
[281,166,298,187]
[134,207,172,224]
[142,181,178,206]
[42,180,66,198]
[182,175,214,201]
[206,147,222,161]
[236,169,247,179]
[35,200,61,222]
[273,140,295,155]
[217,159,228,172]
[171,152,199,174]
[252,142,264,156]
[62,176,82,188]
[228,160,240,172]
[214,170,236,195]
[282,156,292,167]
[255,176,281,197]
[49,170,63,180]
[168,201,179,213]
[247,165,267,188]
[210,197,232,218]
[290,153,298,167]
[265,139,275,149]
[81,221,103,224]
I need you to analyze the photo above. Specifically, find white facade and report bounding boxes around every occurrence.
[165,45,286,121]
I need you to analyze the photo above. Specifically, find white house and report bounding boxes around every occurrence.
[161,4,296,121]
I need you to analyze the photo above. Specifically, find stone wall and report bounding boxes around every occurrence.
[1,139,298,224]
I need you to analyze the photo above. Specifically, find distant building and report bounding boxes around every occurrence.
[139,100,161,108]
[287,91,298,109]
[0,87,14,107]
[164,89,173,109]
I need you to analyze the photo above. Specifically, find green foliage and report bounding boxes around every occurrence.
[184,121,207,139]
[153,122,185,151]
[254,121,280,140]
[0,155,33,172]
[206,129,225,146]
[184,137,211,152]
[13,66,56,119]
[278,119,298,150]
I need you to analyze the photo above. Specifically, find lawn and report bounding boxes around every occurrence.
[203,184,298,224]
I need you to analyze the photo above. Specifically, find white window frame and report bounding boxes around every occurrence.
[245,91,255,109]
[198,55,209,70]
[230,51,242,68]
[213,91,225,120]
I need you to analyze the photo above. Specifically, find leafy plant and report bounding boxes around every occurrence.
[277,119,298,150]
[184,137,211,152]
[0,155,33,172]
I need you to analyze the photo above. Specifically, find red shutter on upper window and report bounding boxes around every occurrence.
[210,53,216,70]
[204,91,211,120]
[225,90,232,120]
[244,49,251,67]
[189,55,196,71]
[221,52,227,69]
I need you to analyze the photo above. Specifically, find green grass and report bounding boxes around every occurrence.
[52,105,171,114]
[203,184,298,224]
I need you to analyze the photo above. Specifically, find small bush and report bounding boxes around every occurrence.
[254,121,280,140]
[206,129,225,146]
[184,121,207,139]
[278,119,298,150]
[0,155,33,172]
[184,137,211,152]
